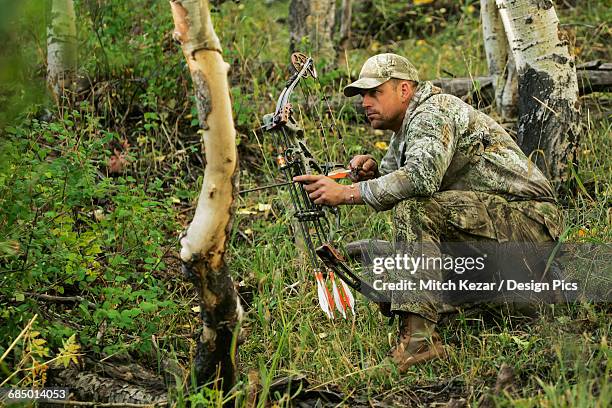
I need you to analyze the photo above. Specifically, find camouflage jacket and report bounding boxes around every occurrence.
[359,81,556,211]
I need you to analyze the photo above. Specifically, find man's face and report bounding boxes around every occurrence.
[361,80,412,132]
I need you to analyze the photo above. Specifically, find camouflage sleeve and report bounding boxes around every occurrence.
[378,133,401,175]
[359,102,462,211]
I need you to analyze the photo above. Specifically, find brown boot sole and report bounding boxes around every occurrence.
[396,342,446,373]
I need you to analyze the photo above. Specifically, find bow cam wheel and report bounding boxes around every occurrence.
[291,52,317,79]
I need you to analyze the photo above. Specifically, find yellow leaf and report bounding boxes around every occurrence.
[237,208,257,215]
[416,39,427,46]
[413,0,434,5]
[467,5,476,13]
[375,141,388,150]
[192,306,201,313]
[63,334,78,348]
[58,334,81,367]
[57,355,71,368]
[33,338,47,347]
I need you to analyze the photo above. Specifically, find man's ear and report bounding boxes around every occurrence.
[400,81,414,102]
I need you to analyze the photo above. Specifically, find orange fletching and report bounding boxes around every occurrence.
[327,169,351,179]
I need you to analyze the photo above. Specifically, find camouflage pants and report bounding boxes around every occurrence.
[389,190,561,322]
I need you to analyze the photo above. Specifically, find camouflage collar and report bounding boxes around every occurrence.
[395,81,442,137]
[404,81,442,120]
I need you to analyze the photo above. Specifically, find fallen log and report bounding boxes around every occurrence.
[431,64,611,98]
[576,60,612,94]
[44,355,178,407]
[52,367,167,406]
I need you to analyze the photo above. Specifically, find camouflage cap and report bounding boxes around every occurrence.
[344,53,419,97]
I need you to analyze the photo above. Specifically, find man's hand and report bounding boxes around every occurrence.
[349,154,379,182]
[293,175,357,206]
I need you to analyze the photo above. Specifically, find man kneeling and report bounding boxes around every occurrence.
[294,53,561,372]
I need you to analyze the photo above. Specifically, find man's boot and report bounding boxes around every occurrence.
[389,312,445,372]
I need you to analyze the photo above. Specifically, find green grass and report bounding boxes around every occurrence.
[0,0,610,406]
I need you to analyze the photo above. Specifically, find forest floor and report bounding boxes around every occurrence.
[0,0,610,407]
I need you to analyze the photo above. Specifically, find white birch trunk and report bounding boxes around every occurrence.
[47,0,77,100]
[496,0,579,188]
[481,0,517,120]
[170,0,241,390]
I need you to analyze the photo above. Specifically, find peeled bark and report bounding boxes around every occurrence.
[289,0,336,61]
[170,0,241,391]
[47,0,77,101]
[496,0,580,188]
[481,0,518,120]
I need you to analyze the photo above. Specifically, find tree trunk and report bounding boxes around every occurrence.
[47,0,77,101]
[169,0,242,391]
[496,0,580,189]
[289,0,336,61]
[337,0,352,66]
[481,0,517,120]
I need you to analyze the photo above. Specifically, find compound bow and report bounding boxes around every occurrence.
[260,52,386,318]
